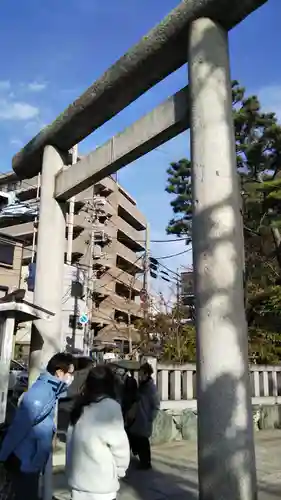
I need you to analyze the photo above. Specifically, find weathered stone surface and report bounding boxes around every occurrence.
[13,0,267,179]
[55,87,190,200]
[151,410,175,445]
[254,405,281,431]
[180,410,197,441]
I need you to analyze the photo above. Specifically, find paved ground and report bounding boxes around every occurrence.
[53,430,281,500]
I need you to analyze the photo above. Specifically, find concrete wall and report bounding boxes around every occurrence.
[0,173,146,331]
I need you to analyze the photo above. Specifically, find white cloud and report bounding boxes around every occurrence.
[0,80,11,91]
[10,138,23,147]
[257,84,281,120]
[27,81,47,92]
[0,100,39,120]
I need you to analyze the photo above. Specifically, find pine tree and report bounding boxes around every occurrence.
[165,80,281,363]
[166,81,281,241]
[166,158,192,243]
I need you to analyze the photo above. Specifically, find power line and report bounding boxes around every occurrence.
[84,254,144,293]
[157,259,180,278]
[154,248,191,260]
[82,224,188,243]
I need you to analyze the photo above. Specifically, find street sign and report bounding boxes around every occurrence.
[79,313,89,325]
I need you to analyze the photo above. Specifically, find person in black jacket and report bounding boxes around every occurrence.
[126,363,160,469]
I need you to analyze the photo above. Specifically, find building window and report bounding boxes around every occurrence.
[0,243,14,266]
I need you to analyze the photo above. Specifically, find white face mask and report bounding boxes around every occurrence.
[64,373,74,387]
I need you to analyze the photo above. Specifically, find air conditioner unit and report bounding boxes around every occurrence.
[93,245,102,258]
[94,230,106,243]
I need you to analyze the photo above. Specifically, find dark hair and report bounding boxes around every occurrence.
[73,356,93,371]
[140,362,153,376]
[46,352,74,376]
[70,364,117,426]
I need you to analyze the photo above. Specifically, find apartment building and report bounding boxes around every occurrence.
[0,171,147,349]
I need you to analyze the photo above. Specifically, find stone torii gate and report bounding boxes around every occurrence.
[12,1,268,498]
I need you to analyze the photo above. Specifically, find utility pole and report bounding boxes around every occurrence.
[127,273,138,356]
[85,228,95,356]
[83,187,97,356]
[143,222,150,318]
[66,145,77,266]
[175,269,181,361]
[70,265,80,352]
[31,173,41,263]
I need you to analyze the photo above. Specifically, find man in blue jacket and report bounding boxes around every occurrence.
[0,352,74,500]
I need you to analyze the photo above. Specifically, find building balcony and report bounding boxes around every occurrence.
[109,266,143,292]
[93,248,115,268]
[106,293,142,317]
[1,221,37,240]
[94,272,115,295]
[112,215,145,252]
[114,240,143,272]
[16,177,39,201]
[75,190,116,219]
[94,294,142,320]
[95,177,115,194]
[91,310,111,326]
[94,266,142,296]
[117,191,146,231]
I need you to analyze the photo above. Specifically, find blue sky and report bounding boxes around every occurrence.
[0,0,280,297]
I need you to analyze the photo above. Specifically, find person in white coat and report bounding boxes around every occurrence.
[66,365,130,500]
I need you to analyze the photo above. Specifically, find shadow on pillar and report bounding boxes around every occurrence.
[184,17,257,500]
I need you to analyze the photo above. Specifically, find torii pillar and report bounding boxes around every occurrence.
[189,18,257,500]
[29,146,66,384]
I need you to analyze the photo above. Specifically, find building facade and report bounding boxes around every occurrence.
[0,171,147,349]
[0,232,23,297]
